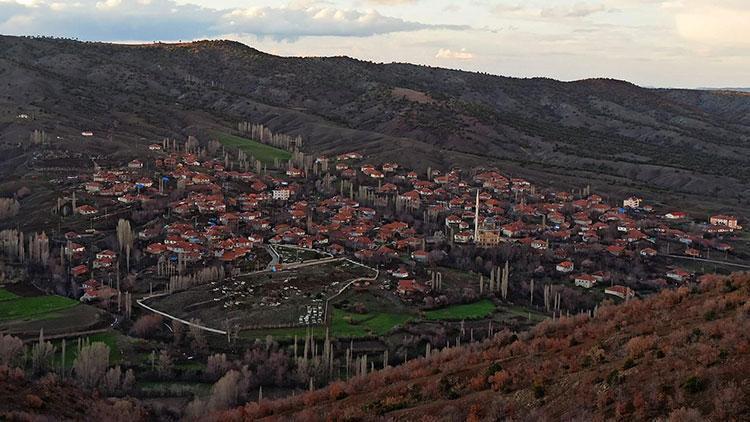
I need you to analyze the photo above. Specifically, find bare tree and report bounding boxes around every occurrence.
[73,342,110,388]
[116,219,134,270]
[0,334,24,367]
[31,329,56,376]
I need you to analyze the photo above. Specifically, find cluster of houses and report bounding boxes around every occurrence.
[66,139,745,307]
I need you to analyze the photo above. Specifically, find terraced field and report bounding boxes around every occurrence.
[214,132,292,164]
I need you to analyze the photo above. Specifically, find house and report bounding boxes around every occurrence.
[531,239,549,250]
[392,267,410,279]
[70,265,89,277]
[397,279,425,295]
[148,144,162,151]
[640,247,657,257]
[77,205,98,215]
[605,285,635,300]
[146,243,167,255]
[272,188,291,201]
[623,196,642,209]
[607,245,625,256]
[685,248,701,258]
[666,268,691,283]
[453,231,472,244]
[626,230,647,243]
[710,215,741,230]
[664,211,687,220]
[81,131,94,137]
[411,250,429,263]
[128,159,143,169]
[574,274,597,289]
[96,250,117,260]
[556,261,574,273]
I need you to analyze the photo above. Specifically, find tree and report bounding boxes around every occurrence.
[73,342,110,388]
[102,366,122,395]
[0,334,24,367]
[129,314,163,338]
[31,330,56,376]
[116,219,134,270]
[157,349,173,377]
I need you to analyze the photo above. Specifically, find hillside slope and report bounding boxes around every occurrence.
[213,273,750,421]
[1,36,750,213]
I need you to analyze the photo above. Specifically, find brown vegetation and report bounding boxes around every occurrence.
[207,273,750,421]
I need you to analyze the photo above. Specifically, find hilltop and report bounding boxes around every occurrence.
[210,272,750,421]
[1,35,750,217]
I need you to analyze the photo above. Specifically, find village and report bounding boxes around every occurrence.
[55,127,747,330]
[1,124,749,411]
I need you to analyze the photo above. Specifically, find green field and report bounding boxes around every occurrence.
[56,331,125,367]
[331,309,412,337]
[0,294,79,322]
[0,288,19,302]
[138,381,213,397]
[424,299,495,321]
[214,132,292,164]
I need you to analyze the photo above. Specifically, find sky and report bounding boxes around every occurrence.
[0,0,748,88]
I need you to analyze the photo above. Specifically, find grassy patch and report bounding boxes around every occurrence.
[424,299,495,321]
[499,305,548,323]
[331,309,412,337]
[138,381,213,397]
[214,132,291,164]
[55,331,125,367]
[0,295,79,322]
[0,288,19,302]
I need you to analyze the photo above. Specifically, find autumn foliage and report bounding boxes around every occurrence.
[208,272,750,421]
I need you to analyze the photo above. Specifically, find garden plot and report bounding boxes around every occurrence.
[146,260,375,332]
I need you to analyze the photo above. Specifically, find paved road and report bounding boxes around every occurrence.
[666,254,750,269]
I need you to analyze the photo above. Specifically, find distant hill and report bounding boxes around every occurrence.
[211,273,750,421]
[1,35,750,214]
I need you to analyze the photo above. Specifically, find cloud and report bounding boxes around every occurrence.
[435,48,474,60]
[0,0,468,41]
[675,6,750,46]
[540,3,614,18]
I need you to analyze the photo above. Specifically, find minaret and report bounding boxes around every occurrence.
[474,189,480,242]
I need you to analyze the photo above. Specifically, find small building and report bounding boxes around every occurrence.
[574,274,597,289]
[556,261,574,273]
[605,285,635,300]
[272,188,291,201]
[623,196,642,209]
[710,215,741,230]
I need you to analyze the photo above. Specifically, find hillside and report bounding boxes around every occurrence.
[209,273,750,421]
[1,35,750,216]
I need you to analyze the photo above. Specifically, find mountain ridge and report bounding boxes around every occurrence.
[1,35,750,216]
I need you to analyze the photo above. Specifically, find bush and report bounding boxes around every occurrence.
[682,376,706,394]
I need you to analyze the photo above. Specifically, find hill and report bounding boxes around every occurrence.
[210,273,750,421]
[1,35,750,218]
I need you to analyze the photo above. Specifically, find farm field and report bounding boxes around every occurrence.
[0,287,106,337]
[0,293,79,322]
[213,132,291,164]
[146,260,376,332]
[424,299,495,321]
[331,308,412,337]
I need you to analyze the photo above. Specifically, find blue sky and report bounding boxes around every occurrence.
[0,0,748,88]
